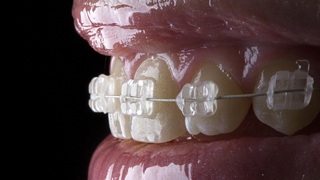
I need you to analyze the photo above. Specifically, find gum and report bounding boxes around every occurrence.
[113,45,320,94]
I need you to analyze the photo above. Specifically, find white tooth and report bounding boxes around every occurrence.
[108,57,132,139]
[108,112,131,139]
[130,57,186,143]
[253,60,320,135]
[182,62,251,136]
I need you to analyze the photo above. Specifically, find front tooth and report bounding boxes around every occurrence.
[108,57,132,139]
[253,60,320,135]
[182,62,251,136]
[130,57,186,143]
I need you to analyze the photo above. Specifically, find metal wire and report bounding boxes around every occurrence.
[104,88,320,102]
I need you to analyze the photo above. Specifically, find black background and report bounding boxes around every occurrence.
[17,0,111,179]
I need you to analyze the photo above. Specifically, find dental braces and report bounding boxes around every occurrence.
[89,60,320,117]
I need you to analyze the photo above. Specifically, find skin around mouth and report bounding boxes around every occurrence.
[72,0,320,179]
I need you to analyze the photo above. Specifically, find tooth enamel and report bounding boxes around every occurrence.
[184,62,251,136]
[130,57,186,143]
[107,57,132,139]
[253,60,320,135]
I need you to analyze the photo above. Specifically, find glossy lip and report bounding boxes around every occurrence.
[89,133,320,179]
[72,0,320,56]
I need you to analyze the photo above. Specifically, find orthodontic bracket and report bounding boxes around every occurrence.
[89,60,320,117]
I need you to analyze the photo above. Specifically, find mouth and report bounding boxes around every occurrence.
[72,1,320,179]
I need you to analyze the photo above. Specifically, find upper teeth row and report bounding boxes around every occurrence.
[89,60,318,118]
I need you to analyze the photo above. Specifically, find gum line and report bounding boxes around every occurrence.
[116,45,320,92]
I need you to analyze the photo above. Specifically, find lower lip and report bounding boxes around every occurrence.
[88,90,320,179]
[89,132,320,179]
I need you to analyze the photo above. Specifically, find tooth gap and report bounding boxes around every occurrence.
[296,59,310,73]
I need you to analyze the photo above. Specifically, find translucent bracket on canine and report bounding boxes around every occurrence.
[176,81,218,117]
[266,60,315,110]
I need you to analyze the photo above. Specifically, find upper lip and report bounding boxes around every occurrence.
[72,0,320,56]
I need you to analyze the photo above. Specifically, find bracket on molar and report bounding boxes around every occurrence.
[176,81,219,117]
[120,79,154,117]
[266,60,314,110]
[88,74,117,114]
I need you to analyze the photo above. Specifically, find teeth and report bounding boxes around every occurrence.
[107,57,132,139]
[90,56,319,143]
[253,60,320,135]
[130,57,186,143]
[183,62,251,136]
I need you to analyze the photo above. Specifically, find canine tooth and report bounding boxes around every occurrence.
[253,60,320,135]
[184,62,251,136]
[108,57,132,139]
[130,57,186,143]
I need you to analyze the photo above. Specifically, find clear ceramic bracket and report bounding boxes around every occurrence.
[88,74,117,114]
[175,81,218,117]
[120,79,154,117]
[266,60,314,110]
[88,60,319,116]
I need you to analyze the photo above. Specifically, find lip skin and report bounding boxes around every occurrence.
[72,1,320,179]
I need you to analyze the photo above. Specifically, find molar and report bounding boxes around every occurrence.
[130,57,186,143]
[184,61,251,136]
[108,57,132,139]
[253,60,320,135]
